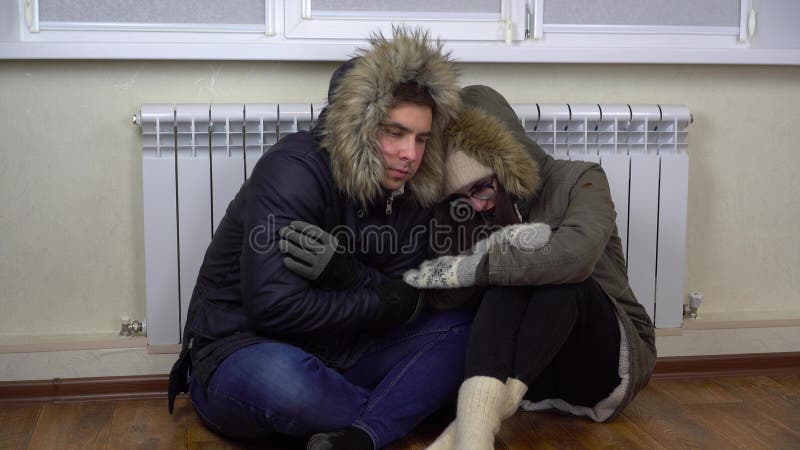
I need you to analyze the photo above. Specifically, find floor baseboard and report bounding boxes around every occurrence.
[0,375,168,403]
[2,352,798,403]
[651,351,800,379]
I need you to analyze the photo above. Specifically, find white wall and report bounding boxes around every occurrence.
[1,60,798,342]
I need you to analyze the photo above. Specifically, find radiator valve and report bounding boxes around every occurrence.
[683,292,704,319]
[119,315,147,337]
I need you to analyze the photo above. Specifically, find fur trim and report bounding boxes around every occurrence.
[444,106,539,199]
[322,27,462,208]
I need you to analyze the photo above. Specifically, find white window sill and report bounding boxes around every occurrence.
[2,41,800,65]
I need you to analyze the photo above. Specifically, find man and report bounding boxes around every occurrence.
[167,28,467,450]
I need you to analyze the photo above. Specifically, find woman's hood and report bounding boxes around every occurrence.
[444,99,540,200]
[459,85,551,195]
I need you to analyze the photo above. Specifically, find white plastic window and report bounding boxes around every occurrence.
[528,0,743,47]
[284,0,526,41]
[544,0,739,28]
[36,0,267,32]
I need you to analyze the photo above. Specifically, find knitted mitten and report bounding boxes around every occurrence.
[425,420,456,450]
[404,223,551,289]
[453,376,508,450]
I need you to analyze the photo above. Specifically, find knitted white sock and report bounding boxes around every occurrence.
[425,420,456,450]
[453,376,507,450]
[425,378,529,450]
[500,378,528,419]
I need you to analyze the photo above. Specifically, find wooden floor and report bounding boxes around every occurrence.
[2,375,799,450]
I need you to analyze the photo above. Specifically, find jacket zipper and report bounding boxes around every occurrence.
[386,196,394,215]
[385,188,403,215]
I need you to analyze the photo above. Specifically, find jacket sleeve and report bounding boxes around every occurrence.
[485,165,616,286]
[241,145,385,339]
[332,220,429,289]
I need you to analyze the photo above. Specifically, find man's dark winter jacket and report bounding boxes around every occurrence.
[183,130,432,385]
[167,29,462,412]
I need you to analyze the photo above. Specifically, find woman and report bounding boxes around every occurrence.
[404,86,657,450]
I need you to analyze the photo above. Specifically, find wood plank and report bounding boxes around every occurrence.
[107,398,187,450]
[713,376,800,433]
[507,410,666,450]
[621,381,737,448]
[499,412,585,449]
[0,404,41,449]
[387,436,431,450]
[569,414,666,449]
[27,401,114,450]
[771,374,800,394]
[650,378,743,405]
[683,402,800,448]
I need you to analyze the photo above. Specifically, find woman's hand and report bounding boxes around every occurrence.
[403,223,551,288]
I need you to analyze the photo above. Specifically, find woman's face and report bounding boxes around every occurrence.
[454,175,497,212]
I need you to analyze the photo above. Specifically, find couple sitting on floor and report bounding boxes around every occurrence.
[167,28,656,450]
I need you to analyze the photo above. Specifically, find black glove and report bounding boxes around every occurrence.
[374,279,424,327]
[279,220,365,290]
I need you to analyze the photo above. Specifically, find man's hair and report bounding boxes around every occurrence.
[391,82,436,111]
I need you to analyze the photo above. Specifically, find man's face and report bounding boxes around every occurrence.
[377,103,433,191]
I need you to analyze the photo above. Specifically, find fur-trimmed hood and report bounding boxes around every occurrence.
[443,105,539,200]
[322,27,462,208]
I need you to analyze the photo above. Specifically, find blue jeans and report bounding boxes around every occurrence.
[189,309,473,449]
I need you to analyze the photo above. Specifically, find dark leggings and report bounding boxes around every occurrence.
[465,278,622,407]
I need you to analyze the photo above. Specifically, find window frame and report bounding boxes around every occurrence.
[1,0,798,64]
[283,0,526,42]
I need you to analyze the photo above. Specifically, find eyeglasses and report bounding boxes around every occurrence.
[467,177,496,201]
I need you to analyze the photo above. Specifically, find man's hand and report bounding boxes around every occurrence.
[279,220,364,290]
[403,223,551,289]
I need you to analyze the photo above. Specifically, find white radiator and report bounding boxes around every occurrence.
[135,102,691,346]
